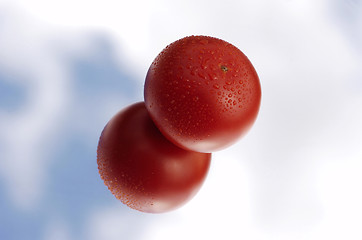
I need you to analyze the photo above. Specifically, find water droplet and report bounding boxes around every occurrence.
[200,39,208,45]
[213,84,220,89]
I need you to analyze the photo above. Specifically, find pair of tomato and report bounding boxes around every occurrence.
[97,36,261,213]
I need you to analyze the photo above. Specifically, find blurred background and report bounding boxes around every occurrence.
[0,0,361,239]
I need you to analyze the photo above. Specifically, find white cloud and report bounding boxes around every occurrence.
[42,218,73,240]
[84,204,156,240]
[0,0,361,239]
[0,8,71,210]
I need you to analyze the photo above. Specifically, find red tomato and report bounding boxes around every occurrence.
[97,102,211,213]
[144,36,261,153]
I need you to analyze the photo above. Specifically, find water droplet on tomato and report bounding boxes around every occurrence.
[200,39,208,45]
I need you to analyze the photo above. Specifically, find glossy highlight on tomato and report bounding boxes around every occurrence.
[144,35,261,153]
[97,102,211,213]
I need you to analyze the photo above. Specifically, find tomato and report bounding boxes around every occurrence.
[144,35,261,153]
[97,102,211,213]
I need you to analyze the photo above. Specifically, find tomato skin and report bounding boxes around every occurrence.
[144,35,261,153]
[97,102,211,213]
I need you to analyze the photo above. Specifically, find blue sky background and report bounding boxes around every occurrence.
[1,0,362,239]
